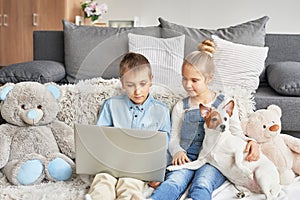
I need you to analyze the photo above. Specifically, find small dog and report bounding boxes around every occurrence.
[167,100,281,199]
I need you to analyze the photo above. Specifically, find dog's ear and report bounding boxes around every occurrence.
[200,103,211,119]
[223,100,235,117]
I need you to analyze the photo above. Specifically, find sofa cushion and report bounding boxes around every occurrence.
[210,35,269,91]
[261,34,300,85]
[63,20,161,83]
[267,61,300,96]
[159,16,269,56]
[33,31,64,63]
[0,61,66,84]
[128,33,185,91]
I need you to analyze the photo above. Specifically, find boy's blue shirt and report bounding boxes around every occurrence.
[97,94,171,139]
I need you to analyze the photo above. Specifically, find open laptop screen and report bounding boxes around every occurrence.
[74,124,167,182]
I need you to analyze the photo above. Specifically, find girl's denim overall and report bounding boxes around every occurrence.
[151,95,226,200]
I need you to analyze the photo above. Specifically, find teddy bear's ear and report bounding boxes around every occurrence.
[45,84,61,100]
[267,104,282,118]
[0,84,15,101]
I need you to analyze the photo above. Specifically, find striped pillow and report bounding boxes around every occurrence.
[210,35,269,92]
[128,33,185,91]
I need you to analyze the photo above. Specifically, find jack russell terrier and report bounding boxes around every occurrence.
[167,100,281,199]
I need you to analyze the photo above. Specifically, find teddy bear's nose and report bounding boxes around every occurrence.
[21,108,44,125]
[269,124,279,132]
[27,110,39,119]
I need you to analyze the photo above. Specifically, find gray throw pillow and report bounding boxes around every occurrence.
[159,16,269,56]
[0,61,65,84]
[267,62,300,96]
[63,20,161,83]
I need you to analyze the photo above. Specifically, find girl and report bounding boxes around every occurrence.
[147,40,259,200]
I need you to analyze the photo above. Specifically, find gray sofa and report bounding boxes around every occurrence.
[256,34,300,138]
[1,17,300,138]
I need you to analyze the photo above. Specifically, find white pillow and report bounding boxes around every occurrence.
[210,35,269,92]
[128,33,185,91]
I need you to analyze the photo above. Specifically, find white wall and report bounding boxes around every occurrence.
[99,0,300,33]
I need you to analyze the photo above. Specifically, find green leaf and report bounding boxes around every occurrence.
[91,15,99,21]
[81,3,87,10]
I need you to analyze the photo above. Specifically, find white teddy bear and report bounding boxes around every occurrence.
[242,104,300,185]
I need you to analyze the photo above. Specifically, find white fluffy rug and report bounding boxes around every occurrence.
[56,77,186,127]
[55,77,256,126]
[0,172,89,200]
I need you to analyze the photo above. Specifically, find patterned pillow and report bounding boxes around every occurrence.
[210,35,269,92]
[128,33,185,92]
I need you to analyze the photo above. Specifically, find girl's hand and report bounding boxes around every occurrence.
[245,140,260,161]
[172,151,190,165]
[148,181,161,189]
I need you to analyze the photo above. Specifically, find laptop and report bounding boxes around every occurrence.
[74,124,168,182]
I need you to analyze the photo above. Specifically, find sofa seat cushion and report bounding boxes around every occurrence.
[267,61,300,96]
[255,86,300,133]
[0,61,66,84]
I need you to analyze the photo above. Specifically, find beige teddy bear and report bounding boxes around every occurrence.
[0,82,75,185]
[242,104,300,185]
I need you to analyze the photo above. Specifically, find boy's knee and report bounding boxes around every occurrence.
[117,177,146,189]
[88,173,118,200]
[116,177,147,199]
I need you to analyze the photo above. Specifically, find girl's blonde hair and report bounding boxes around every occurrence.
[183,40,215,79]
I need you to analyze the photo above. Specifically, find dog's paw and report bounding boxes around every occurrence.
[167,165,182,171]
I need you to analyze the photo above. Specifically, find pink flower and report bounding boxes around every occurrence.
[95,3,108,16]
[84,7,93,17]
[90,2,97,10]
[99,3,108,12]
[81,1,108,21]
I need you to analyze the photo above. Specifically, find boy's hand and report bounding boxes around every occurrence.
[245,140,260,161]
[172,151,190,165]
[148,181,161,189]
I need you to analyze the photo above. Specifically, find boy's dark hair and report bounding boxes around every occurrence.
[119,52,152,77]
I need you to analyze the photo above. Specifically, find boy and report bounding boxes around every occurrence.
[86,52,171,200]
